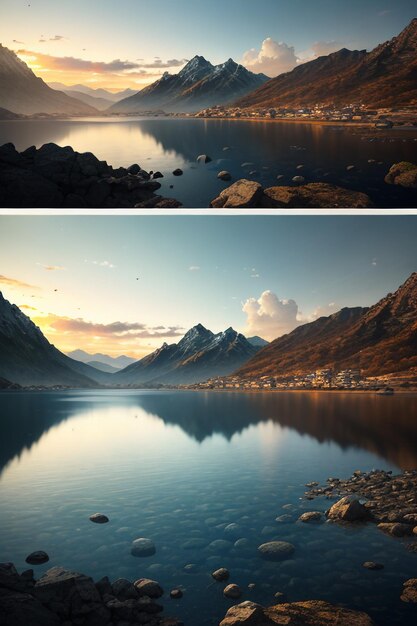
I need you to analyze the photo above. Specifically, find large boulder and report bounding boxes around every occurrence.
[220,600,374,625]
[326,496,368,522]
[133,578,164,598]
[385,162,417,188]
[262,183,372,208]
[34,566,110,624]
[210,179,263,208]
[0,589,60,626]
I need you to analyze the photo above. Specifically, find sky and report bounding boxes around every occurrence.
[0,0,415,89]
[0,215,417,359]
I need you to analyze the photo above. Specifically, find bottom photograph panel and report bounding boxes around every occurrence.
[1,214,417,626]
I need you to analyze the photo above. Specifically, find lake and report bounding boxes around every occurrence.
[1,117,417,207]
[1,390,417,625]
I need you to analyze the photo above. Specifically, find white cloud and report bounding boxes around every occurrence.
[241,38,299,77]
[189,265,200,271]
[308,302,339,321]
[242,290,300,341]
[84,259,116,269]
[310,41,342,57]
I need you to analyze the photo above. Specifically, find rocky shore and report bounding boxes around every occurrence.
[209,179,374,208]
[0,562,182,626]
[304,469,417,550]
[0,143,182,208]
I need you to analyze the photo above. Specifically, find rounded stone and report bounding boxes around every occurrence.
[298,511,322,523]
[134,578,163,598]
[258,541,295,561]
[197,154,212,163]
[131,538,156,557]
[89,513,109,524]
[208,539,233,552]
[234,538,250,549]
[25,551,49,565]
[224,584,242,599]
[218,170,232,181]
[212,568,230,582]
[170,588,183,599]
[363,561,384,570]
[172,168,183,176]
[292,176,305,183]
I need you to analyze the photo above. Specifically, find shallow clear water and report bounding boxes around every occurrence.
[1,117,417,207]
[1,390,417,625]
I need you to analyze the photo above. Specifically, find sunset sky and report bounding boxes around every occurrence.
[1,216,416,359]
[1,0,415,90]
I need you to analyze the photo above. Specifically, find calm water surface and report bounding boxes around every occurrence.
[1,117,417,207]
[1,390,417,625]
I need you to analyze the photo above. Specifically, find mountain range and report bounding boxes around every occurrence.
[0,293,266,387]
[112,323,263,385]
[108,56,268,114]
[0,45,98,116]
[236,18,417,109]
[47,83,137,110]
[236,272,417,380]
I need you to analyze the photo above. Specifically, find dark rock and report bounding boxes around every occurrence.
[212,568,230,581]
[111,578,138,600]
[363,562,384,570]
[134,578,163,599]
[377,522,414,537]
[0,142,23,166]
[219,600,374,625]
[153,171,164,179]
[0,165,64,207]
[172,169,183,176]
[327,497,369,522]
[127,164,141,175]
[385,162,417,188]
[85,181,111,207]
[210,179,263,208]
[25,551,49,565]
[63,193,87,208]
[197,154,212,163]
[218,170,232,181]
[223,584,242,599]
[131,538,156,557]
[262,183,372,208]
[95,576,113,597]
[258,541,295,561]
[0,588,60,626]
[89,513,109,524]
[170,588,183,599]
[401,578,417,603]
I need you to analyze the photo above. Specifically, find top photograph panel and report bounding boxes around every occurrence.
[0,0,416,209]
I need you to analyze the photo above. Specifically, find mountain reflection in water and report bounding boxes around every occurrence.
[1,390,417,476]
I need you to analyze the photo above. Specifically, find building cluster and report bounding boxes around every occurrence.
[184,368,388,391]
[193,104,416,126]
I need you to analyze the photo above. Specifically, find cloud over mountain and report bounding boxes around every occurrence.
[241,38,299,77]
[242,290,300,340]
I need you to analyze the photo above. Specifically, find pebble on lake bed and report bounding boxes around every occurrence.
[224,583,242,599]
[170,588,183,599]
[298,511,322,523]
[25,551,49,565]
[130,537,156,557]
[89,513,109,524]
[257,541,295,561]
[134,577,164,598]
[363,561,384,570]
[172,168,183,176]
[212,567,230,581]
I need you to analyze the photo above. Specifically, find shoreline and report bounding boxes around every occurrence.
[2,387,417,394]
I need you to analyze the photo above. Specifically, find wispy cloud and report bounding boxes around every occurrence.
[378,10,391,17]
[84,259,116,269]
[36,313,184,339]
[189,265,200,271]
[36,263,66,271]
[0,275,40,290]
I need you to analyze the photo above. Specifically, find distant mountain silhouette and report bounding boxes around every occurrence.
[236,18,417,109]
[0,44,98,115]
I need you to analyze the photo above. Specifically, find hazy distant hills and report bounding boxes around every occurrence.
[236,19,417,109]
[0,44,98,116]
[0,292,112,386]
[112,323,262,385]
[67,349,136,370]
[47,83,138,111]
[236,273,417,380]
[109,56,268,114]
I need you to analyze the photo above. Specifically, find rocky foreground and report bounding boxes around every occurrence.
[209,180,373,208]
[0,143,182,208]
[305,469,417,549]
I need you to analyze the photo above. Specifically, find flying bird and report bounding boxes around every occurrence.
[54,289,58,292]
